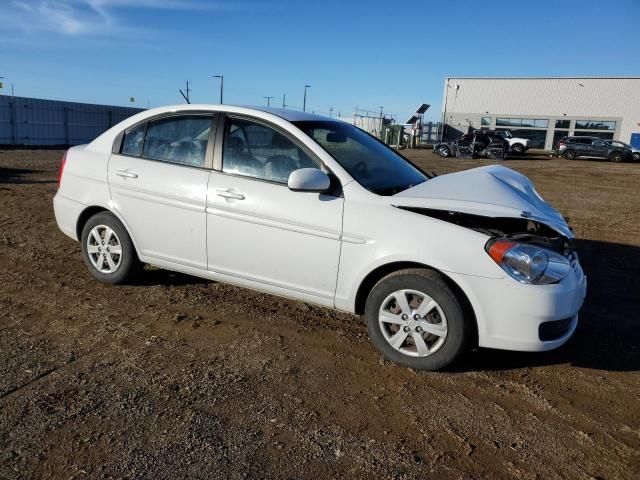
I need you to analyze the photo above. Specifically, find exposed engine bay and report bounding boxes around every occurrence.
[398,207,575,255]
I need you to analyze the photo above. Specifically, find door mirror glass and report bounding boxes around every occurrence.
[288,168,330,192]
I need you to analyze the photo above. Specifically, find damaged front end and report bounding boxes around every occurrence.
[398,207,574,254]
[398,207,576,285]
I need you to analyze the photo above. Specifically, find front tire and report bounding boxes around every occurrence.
[365,269,469,371]
[437,146,450,157]
[80,212,140,284]
[564,150,576,160]
[632,152,640,162]
[511,143,525,154]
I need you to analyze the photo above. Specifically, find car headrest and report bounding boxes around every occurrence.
[270,133,291,149]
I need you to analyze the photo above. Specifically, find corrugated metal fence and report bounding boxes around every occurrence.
[0,95,144,146]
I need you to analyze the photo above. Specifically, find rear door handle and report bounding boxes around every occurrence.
[216,189,245,200]
[115,170,138,179]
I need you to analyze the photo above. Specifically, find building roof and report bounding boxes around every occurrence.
[445,76,640,80]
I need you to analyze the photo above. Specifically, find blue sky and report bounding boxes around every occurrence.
[1,0,639,121]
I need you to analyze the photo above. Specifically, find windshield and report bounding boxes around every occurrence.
[293,120,428,195]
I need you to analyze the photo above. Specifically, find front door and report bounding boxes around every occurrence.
[206,116,344,304]
[108,114,215,269]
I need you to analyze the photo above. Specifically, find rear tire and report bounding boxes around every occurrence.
[609,151,624,163]
[80,212,140,284]
[632,152,640,162]
[364,269,469,371]
[564,150,576,160]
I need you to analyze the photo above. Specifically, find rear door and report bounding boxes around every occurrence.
[572,137,591,157]
[205,115,344,304]
[108,113,216,269]
[590,138,609,159]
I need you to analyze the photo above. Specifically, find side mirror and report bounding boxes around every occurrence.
[288,168,331,193]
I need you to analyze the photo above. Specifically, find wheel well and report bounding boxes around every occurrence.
[354,262,478,346]
[76,206,108,240]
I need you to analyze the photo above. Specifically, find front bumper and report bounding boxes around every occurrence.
[451,259,587,352]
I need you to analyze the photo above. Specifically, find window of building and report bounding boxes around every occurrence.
[496,118,548,128]
[575,120,616,130]
[142,116,212,167]
[222,118,319,184]
[573,132,615,141]
[121,124,146,156]
[481,116,491,126]
[555,119,570,129]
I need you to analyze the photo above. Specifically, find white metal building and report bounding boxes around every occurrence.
[441,77,640,150]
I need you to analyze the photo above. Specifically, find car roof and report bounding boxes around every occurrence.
[147,104,335,122]
[243,106,334,122]
[87,103,340,154]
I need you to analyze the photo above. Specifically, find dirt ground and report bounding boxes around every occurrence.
[1,149,639,479]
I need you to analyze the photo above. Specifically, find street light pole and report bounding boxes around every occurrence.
[264,96,274,107]
[379,106,384,137]
[282,93,286,109]
[303,84,311,112]
[212,75,223,104]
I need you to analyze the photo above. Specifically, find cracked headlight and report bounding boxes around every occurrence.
[486,239,571,284]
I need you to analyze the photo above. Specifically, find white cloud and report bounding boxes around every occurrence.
[0,0,239,37]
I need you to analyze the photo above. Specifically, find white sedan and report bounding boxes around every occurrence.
[53,105,587,370]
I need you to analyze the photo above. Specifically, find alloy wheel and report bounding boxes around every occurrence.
[378,289,448,357]
[86,224,123,274]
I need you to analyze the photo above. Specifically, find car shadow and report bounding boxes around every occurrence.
[451,239,640,373]
[131,267,213,287]
[0,166,56,184]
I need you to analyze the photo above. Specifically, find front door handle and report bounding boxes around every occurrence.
[115,170,138,179]
[216,189,245,200]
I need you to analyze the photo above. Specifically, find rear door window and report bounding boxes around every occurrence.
[142,115,213,168]
[121,124,146,156]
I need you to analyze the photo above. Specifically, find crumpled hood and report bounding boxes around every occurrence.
[392,165,572,238]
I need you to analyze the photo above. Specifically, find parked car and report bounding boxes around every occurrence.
[607,140,640,162]
[555,136,633,162]
[492,130,530,154]
[54,105,586,370]
[433,131,509,159]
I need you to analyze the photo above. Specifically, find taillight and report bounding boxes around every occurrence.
[57,150,68,188]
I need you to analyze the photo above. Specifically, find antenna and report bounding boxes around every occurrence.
[179,81,191,104]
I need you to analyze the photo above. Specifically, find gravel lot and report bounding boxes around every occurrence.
[1,149,638,479]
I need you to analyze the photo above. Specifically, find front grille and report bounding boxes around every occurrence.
[539,317,574,341]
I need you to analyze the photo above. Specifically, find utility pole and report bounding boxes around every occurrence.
[212,75,223,103]
[379,106,384,137]
[329,107,333,118]
[303,84,311,112]
[179,81,191,104]
[264,96,274,107]
[282,93,286,109]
